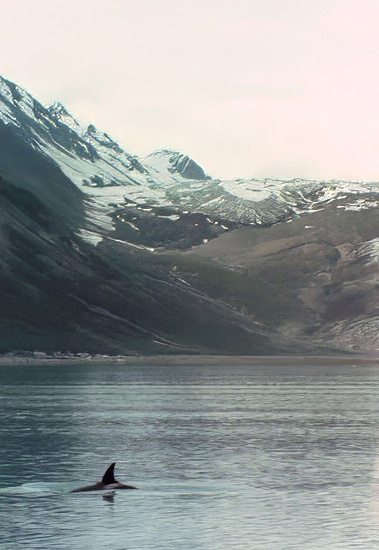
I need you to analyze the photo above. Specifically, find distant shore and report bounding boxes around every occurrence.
[0,354,378,367]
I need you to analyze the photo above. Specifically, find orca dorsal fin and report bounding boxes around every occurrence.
[102,463,117,484]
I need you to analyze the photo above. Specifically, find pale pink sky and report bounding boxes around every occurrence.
[2,0,379,180]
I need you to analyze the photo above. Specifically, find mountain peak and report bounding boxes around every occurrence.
[48,101,81,130]
[147,148,209,180]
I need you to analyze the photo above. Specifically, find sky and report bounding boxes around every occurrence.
[1,0,379,181]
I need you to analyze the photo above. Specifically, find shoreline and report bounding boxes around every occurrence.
[0,354,378,367]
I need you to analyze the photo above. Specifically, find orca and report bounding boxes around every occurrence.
[70,463,137,493]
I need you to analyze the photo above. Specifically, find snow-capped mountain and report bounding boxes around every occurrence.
[1,76,378,250]
[0,76,378,356]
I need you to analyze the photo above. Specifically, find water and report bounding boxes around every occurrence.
[1,361,379,549]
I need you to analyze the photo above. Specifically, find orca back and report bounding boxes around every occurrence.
[70,462,137,492]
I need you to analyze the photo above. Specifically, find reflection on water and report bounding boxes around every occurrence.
[1,362,379,549]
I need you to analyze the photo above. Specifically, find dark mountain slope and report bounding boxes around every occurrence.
[0,115,85,224]
[0,169,278,355]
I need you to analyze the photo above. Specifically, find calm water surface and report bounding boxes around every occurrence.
[1,362,379,549]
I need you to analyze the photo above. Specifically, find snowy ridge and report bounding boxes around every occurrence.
[1,75,379,247]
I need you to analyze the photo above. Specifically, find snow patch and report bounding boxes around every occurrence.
[357,238,379,264]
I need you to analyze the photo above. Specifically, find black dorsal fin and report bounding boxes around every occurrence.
[102,463,117,484]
